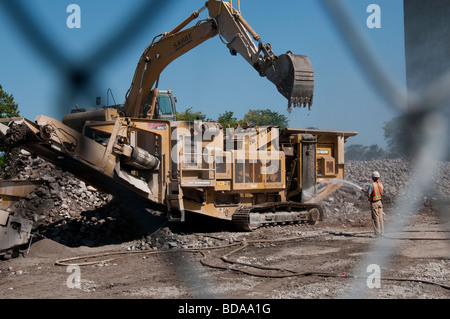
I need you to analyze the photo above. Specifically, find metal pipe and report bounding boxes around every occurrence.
[168,6,206,36]
[234,12,260,41]
[147,88,159,119]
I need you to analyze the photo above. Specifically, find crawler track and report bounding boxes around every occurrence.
[232,201,324,231]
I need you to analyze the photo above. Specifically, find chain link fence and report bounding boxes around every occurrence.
[0,0,172,119]
[1,0,449,299]
[320,0,450,298]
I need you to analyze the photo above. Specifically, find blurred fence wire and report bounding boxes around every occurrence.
[0,0,172,118]
[319,0,449,298]
[0,0,221,300]
[0,0,449,299]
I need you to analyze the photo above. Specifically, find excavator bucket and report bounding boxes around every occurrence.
[266,53,314,111]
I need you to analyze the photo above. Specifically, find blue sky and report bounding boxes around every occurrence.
[0,0,405,148]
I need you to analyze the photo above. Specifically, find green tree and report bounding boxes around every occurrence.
[176,107,209,122]
[217,110,239,129]
[176,107,289,131]
[242,109,289,129]
[0,84,20,167]
[383,116,403,158]
[345,144,386,160]
[345,144,369,160]
[383,114,427,158]
[384,114,450,160]
[365,144,385,160]
[0,85,19,118]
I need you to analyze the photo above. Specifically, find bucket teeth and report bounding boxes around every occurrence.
[289,95,314,111]
[266,53,314,112]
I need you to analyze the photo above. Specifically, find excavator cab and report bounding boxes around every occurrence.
[156,91,177,121]
[143,90,177,121]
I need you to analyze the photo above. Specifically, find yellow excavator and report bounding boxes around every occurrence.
[0,1,356,231]
[123,0,315,119]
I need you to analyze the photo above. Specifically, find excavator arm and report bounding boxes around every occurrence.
[123,0,314,118]
[207,1,314,109]
[123,7,218,118]
[0,1,356,235]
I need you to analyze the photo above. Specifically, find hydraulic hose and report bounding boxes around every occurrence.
[54,229,450,292]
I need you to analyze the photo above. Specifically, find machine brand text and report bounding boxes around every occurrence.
[173,33,193,51]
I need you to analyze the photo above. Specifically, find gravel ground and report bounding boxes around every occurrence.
[1,151,449,301]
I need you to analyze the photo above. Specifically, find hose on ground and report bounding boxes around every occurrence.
[54,229,450,291]
[199,232,450,290]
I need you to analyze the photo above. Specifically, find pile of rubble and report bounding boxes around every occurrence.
[320,158,450,227]
[345,158,450,201]
[4,152,112,224]
[1,150,148,247]
[1,150,448,250]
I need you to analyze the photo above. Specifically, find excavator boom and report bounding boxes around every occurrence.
[124,0,314,118]
[123,16,218,118]
[0,1,340,235]
[206,1,314,110]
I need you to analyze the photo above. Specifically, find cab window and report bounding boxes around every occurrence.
[158,95,173,115]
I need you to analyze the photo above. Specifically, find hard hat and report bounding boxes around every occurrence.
[372,171,380,178]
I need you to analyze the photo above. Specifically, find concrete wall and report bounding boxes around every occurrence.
[403,0,450,92]
[403,0,450,160]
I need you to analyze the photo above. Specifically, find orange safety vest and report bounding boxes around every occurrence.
[369,181,383,202]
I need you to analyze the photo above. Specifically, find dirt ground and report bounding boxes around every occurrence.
[1,203,449,303]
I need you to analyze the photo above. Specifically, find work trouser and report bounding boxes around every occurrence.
[370,200,384,235]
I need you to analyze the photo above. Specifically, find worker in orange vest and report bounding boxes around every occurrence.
[362,171,384,236]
